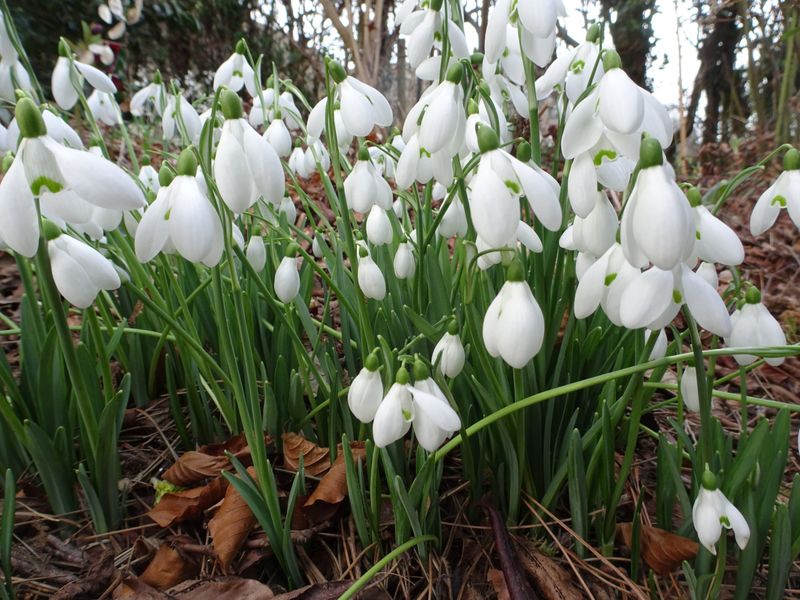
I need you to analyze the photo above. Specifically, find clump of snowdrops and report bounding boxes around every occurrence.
[0,1,798,596]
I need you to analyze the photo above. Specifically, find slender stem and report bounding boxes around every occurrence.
[684,309,713,467]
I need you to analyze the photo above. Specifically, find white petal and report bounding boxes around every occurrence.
[135,189,171,262]
[568,152,598,218]
[167,177,218,263]
[74,61,116,94]
[561,90,603,159]
[215,124,256,213]
[0,158,38,256]
[681,264,731,337]
[52,57,78,110]
[619,267,674,330]
[598,69,643,135]
[372,384,412,447]
[48,243,97,307]
[243,122,285,204]
[348,368,384,423]
[274,256,300,303]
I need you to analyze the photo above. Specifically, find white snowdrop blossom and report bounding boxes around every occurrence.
[87,90,120,126]
[750,149,800,235]
[51,43,116,111]
[680,366,700,412]
[245,235,266,272]
[130,78,164,117]
[264,118,292,157]
[347,353,384,423]
[693,472,750,555]
[726,288,787,366]
[398,0,469,69]
[344,149,393,213]
[357,246,386,300]
[47,232,121,308]
[431,325,465,378]
[483,262,545,368]
[274,253,300,303]
[213,43,257,96]
[162,94,202,143]
[393,241,416,279]
[366,205,393,246]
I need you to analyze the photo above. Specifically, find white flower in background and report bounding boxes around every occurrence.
[648,328,668,360]
[483,261,545,368]
[693,471,750,555]
[279,196,296,224]
[432,323,465,378]
[0,56,32,103]
[98,0,143,40]
[393,241,416,279]
[395,131,455,189]
[366,205,393,246]
[696,261,718,289]
[130,76,164,116]
[407,366,461,452]
[288,144,310,178]
[0,99,145,257]
[135,150,223,266]
[468,125,561,249]
[679,366,700,412]
[404,64,465,155]
[51,43,117,111]
[357,245,386,300]
[162,93,201,143]
[726,287,787,366]
[312,235,323,258]
[245,235,266,272]
[344,148,393,213]
[621,139,694,271]
[372,368,414,448]
[568,192,618,258]
[437,197,468,238]
[138,160,159,194]
[250,89,302,129]
[347,352,384,423]
[264,117,292,157]
[306,97,352,149]
[304,139,330,174]
[47,230,121,308]
[213,41,257,96]
[214,90,285,213]
[274,251,300,303]
[398,0,469,69]
[87,90,120,126]
[750,148,800,235]
[536,26,603,102]
[484,0,563,67]
[686,187,744,266]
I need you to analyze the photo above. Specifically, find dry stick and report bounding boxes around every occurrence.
[674,0,688,179]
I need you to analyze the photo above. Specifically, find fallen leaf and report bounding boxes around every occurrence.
[172,577,275,599]
[303,443,366,523]
[617,522,699,575]
[139,541,199,589]
[113,577,167,599]
[487,569,510,600]
[52,550,115,600]
[270,581,354,599]
[163,433,267,486]
[515,538,583,600]
[282,433,331,477]
[208,467,258,570]
[148,476,228,527]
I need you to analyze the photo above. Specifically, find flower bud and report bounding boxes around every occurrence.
[16,98,46,139]
[783,148,800,171]
[219,88,243,120]
[176,147,198,176]
[476,123,499,153]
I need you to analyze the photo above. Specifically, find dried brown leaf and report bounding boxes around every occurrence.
[617,522,699,575]
[487,569,511,600]
[163,433,266,486]
[147,476,228,527]
[515,538,583,600]
[208,467,258,570]
[139,542,199,590]
[270,581,354,599]
[302,443,366,524]
[173,577,275,599]
[282,433,331,477]
[112,577,168,599]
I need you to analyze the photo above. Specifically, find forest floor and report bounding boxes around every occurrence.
[2,132,800,599]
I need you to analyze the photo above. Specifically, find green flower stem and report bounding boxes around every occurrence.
[338,535,437,600]
[684,309,713,467]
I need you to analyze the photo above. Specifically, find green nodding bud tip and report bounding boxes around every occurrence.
[57,39,71,58]
[357,145,370,161]
[141,154,151,166]
[153,70,163,84]
[516,141,532,164]
[602,49,621,71]
[744,286,761,304]
[586,23,601,43]
[467,98,479,115]
[470,52,484,66]
[701,469,718,491]
[219,89,243,120]
[445,62,463,84]
[364,351,380,372]
[1,152,14,174]
[686,186,702,207]
[235,39,247,55]
[447,318,459,335]
[639,137,663,168]
[294,138,303,148]
[506,259,524,282]
[285,242,300,257]
[328,60,347,84]
[15,98,46,139]
[158,163,176,187]
[478,81,491,96]
[41,219,62,241]
[476,123,500,153]
[358,245,369,258]
[413,358,429,381]
[395,366,410,385]
[430,0,443,10]
[273,110,282,119]
[783,148,800,171]
[176,148,197,177]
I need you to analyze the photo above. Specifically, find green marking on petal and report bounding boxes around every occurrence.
[604,272,617,286]
[569,59,585,74]
[696,230,701,240]
[505,180,521,194]
[719,515,731,527]
[30,176,63,196]
[771,194,787,207]
[402,408,412,421]
[672,289,683,304]
[593,149,617,166]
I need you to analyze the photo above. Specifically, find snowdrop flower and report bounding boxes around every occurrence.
[405,64,465,155]
[344,147,393,213]
[348,352,384,423]
[306,97,352,149]
[162,93,201,143]
[693,470,750,555]
[569,192,618,258]
[279,196,296,224]
[484,0,563,67]
[573,243,640,325]
[0,54,31,103]
[483,261,545,368]
[393,241,416,279]
[726,287,787,366]
[357,245,386,300]
[130,74,165,117]
[250,89,302,130]
[398,0,469,69]
[366,205,393,246]
[680,366,700,412]
[288,143,310,178]
[46,226,121,308]
[619,263,731,337]
[213,40,257,96]
[312,60,392,139]
[51,42,117,111]
[648,328,668,360]
[469,124,561,248]
[138,159,159,194]
[245,235,266,272]
[750,148,800,235]
[621,138,694,271]
[304,139,330,174]
[264,116,292,157]
[135,150,223,266]
[696,261,718,289]
[684,187,744,266]
[395,131,455,189]
[213,90,285,213]
[87,90,120,126]
[536,26,603,102]
[432,321,465,378]
[0,98,145,257]
[406,361,461,452]
[437,197,468,238]
[312,236,323,258]
[372,367,413,448]
[274,248,300,303]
